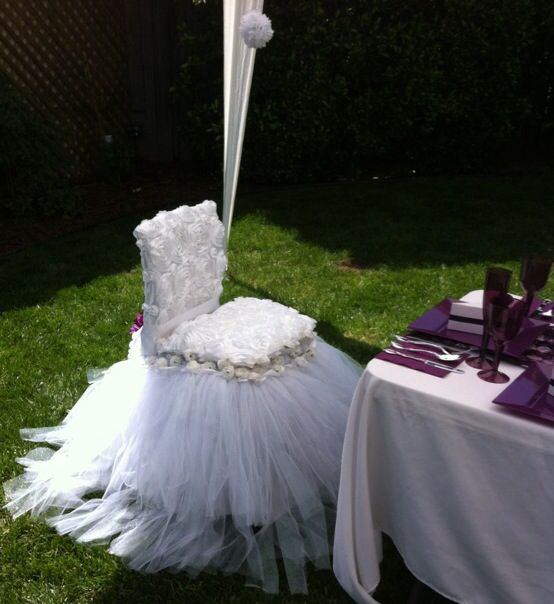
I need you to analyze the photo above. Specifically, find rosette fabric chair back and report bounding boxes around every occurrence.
[134,201,227,356]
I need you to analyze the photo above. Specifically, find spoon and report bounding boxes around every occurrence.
[391,341,462,362]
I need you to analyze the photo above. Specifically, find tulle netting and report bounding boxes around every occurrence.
[3,339,360,594]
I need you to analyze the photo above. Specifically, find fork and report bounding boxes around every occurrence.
[390,341,462,362]
[395,334,475,354]
[383,349,465,373]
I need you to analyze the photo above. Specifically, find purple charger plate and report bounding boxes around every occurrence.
[493,363,554,424]
[408,298,549,360]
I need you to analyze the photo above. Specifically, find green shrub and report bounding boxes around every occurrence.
[174,0,554,181]
[0,77,77,218]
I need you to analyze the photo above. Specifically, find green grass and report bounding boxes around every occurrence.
[1,175,553,603]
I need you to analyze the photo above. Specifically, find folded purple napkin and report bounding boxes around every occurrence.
[493,363,554,424]
[377,348,466,378]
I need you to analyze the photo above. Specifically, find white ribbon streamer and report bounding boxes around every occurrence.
[222,0,264,244]
[141,295,221,356]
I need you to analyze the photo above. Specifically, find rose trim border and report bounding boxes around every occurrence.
[144,337,317,382]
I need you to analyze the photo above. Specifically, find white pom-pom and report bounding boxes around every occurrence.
[239,10,273,49]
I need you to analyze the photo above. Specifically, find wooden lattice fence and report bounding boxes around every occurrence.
[0,0,130,173]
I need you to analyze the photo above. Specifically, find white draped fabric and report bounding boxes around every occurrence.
[334,292,554,603]
[222,0,263,242]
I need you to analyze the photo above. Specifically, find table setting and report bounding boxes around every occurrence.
[334,257,554,604]
[376,258,554,420]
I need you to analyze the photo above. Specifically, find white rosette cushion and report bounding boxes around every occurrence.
[157,297,316,381]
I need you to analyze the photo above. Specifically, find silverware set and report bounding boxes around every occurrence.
[385,335,473,373]
[383,348,466,373]
[392,339,462,361]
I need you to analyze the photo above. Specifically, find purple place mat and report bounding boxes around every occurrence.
[493,363,554,424]
[376,348,466,378]
[408,298,548,359]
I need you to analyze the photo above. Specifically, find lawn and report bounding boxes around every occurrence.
[1,175,553,603]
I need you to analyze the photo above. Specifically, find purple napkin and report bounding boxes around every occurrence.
[493,363,554,424]
[377,348,466,378]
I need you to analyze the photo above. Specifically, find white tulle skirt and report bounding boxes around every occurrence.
[3,338,361,594]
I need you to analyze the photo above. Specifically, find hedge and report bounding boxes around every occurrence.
[175,0,554,182]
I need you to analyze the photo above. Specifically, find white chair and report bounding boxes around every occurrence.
[4,200,361,594]
[133,200,319,381]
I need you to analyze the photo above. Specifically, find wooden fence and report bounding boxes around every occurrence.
[0,0,130,173]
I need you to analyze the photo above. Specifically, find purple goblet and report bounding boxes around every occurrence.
[478,295,525,384]
[466,267,512,370]
[520,257,552,317]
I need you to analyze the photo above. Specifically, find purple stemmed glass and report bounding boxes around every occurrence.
[520,257,552,317]
[466,267,512,370]
[478,295,525,384]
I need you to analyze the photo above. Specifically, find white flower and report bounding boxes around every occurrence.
[169,355,182,367]
[155,357,168,368]
[235,367,250,380]
[200,361,217,371]
[223,365,235,379]
[271,355,284,367]
[187,360,199,370]
[145,356,156,366]
[239,10,273,49]
[184,351,197,362]
[295,355,308,367]
[273,364,285,375]
[306,349,316,360]
[217,359,232,370]
[255,355,271,367]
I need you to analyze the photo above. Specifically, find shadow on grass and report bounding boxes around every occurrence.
[234,176,554,270]
[0,214,144,313]
[89,538,453,604]
[226,274,379,364]
[91,563,354,604]
[3,175,553,314]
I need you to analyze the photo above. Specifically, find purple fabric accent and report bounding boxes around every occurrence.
[376,348,465,378]
[493,363,554,424]
[409,298,548,359]
[129,313,144,334]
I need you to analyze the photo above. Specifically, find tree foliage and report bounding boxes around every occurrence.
[175,0,554,181]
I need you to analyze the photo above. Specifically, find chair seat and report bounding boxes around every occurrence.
[154,297,317,380]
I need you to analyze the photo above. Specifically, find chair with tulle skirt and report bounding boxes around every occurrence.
[4,200,361,594]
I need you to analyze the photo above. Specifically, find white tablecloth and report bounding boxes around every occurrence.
[334,352,554,603]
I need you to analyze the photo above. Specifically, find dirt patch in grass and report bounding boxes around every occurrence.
[337,257,369,272]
